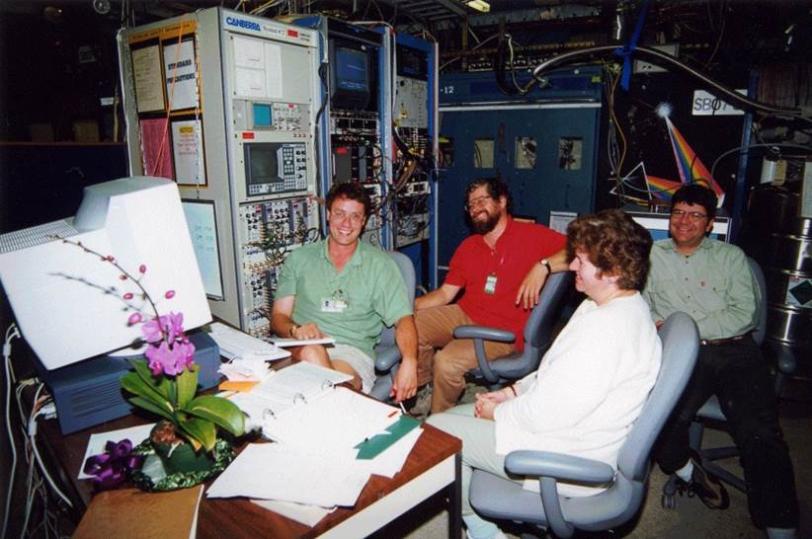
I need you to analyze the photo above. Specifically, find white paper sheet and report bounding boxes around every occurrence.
[207,444,368,507]
[357,427,423,479]
[251,499,335,527]
[268,337,335,348]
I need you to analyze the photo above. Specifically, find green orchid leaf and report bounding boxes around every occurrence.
[128,396,174,423]
[179,417,217,452]
[120,372,173,413]
[167,380,178,404]
[130,359,173,402]
[185,395,245,436]
[176,365,199,408]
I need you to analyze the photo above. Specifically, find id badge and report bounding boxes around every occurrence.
[484,274,497,295]
[321,297,348,313]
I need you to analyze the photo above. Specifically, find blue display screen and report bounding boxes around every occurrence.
[335,47,368,91]
[252,103,272,128]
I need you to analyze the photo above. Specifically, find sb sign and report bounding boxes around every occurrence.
[692,89,747,116]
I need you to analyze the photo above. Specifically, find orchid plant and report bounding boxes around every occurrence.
[59,237,244,453]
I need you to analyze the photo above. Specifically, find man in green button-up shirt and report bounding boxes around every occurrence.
[643,185,798,539]
[270,182,418,403]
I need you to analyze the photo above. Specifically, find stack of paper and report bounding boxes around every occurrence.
[207,444,368,507]
[211,362,425,514]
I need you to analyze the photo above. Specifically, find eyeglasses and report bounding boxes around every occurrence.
[670,209,708,221]
[465,195,492,210]
[330,209,365,224]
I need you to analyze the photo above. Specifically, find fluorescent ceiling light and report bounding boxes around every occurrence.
[466,0,490,13]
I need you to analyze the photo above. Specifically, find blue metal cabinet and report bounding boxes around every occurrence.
[436,68,602,272]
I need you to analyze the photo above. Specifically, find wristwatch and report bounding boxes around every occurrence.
[539,258,552,274]
[289,324,300,337]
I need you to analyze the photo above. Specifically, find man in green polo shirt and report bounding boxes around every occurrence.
[270,182,418,403]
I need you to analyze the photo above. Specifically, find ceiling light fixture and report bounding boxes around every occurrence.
[466,0,490,13]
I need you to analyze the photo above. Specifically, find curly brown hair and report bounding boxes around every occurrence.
[566,209,653,291]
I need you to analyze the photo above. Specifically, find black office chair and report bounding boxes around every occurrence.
[454,271,572,390]
[468,312,699,538]
[662,257,795,503]
[369,251,416,401]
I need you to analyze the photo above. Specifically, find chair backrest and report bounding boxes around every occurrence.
[617,311,699,484]
[747,256,767,346]
[377,251,416,347]
[473,271,573,384]
[523,271,573,354]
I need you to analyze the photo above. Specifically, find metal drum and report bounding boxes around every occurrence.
[765,217,812,375]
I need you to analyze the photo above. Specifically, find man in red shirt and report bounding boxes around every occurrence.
[415,178,567,413]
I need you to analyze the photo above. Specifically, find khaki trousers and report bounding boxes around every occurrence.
[415,304,515,413]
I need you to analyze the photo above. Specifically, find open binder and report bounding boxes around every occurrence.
[230,362,407,451]
[261,385,403,449]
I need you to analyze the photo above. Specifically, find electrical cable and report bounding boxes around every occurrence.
[710,142,812,178]
[2,324,21,539]
[522,45,806,117]
[28,404,74,509]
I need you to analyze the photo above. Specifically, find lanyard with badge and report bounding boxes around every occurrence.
[321,288,349,313]
[484,252,506,295]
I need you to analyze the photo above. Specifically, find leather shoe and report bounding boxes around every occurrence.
[679,461,730,510]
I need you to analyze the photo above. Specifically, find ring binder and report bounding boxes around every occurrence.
[293,393,308,405]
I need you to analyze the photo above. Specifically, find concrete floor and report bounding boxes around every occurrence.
[371,378,811,539]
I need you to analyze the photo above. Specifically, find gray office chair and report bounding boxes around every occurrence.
[455,271,572,389]
[662,257,796,499]
[468,312,699,539]
[369,251,416,401]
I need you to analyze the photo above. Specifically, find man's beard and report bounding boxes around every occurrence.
[471,210,499,234]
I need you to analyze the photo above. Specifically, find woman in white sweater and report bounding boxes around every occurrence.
[427,209,662,539]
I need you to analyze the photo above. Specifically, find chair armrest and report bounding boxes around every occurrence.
[374,343,401,372]
[505,450,616,485]
[454,325,516,384]
[453,325,516,343]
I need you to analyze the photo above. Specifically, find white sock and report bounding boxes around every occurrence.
[675,460,694,482]
[766,527,798,539]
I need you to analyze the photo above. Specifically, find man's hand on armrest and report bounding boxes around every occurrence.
[391,315,419,402]
[391,357,417,403]
[515,249,568,310]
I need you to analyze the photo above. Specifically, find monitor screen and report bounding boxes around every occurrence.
[335,47,369,91]
[0,177,212,370]
[244,142,307,196]
[329,41,372,110]
[182,199,224,300]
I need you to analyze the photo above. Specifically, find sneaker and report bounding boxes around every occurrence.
[680,461,730,510]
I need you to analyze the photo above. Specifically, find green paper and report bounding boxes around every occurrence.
[354,415,421,460]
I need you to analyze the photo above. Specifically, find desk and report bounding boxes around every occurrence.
[38,401,462,538]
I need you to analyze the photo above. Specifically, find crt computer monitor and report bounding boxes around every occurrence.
[0,177,212,371]
[330,41,371,109]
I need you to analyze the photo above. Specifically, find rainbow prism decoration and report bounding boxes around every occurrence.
[645,117,725,206]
